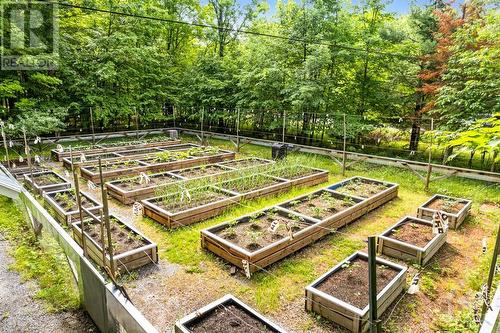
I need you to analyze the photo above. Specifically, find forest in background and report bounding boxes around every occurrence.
[0,0,498,170]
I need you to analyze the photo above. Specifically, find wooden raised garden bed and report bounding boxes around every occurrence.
[170,163,233,180]
[267,165,329,188]
[305,251,407,333]
[24,170,71,195]
[51,138,181,161]
[377,216,447,265]
[417,194,472,229]
[174,294,287,333]
[142,187,240,228]
[201,206,319,273]
[218,157,274,169]
[106,171,183,204]
[80,146,235,184]
[72,214,158,272]
[44,189,102,226]
[218,174,290,200]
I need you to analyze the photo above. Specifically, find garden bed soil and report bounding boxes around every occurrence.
[329,176,391,198]
[417,194,472,229]
[142,187,240,228]
[305,251,407,333]
[24,171,71,195]
[280,190,357,220]
[377,216,447,265]
[171,164,232,179]
[174,295,286,333]
[72,214,158,271]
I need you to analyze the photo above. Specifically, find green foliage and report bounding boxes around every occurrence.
[0,197,80,312]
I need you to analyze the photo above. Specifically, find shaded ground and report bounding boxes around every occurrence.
[0,238,96,333]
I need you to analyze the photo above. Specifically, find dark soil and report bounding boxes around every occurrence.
[316,257,400,309]
[426,197,465,214]
[174,165,228,179]
[221,158,270,169]
[221,175,283,194]
[216,210,313,251]
[51,191,96,212]
[186,303,277,333]
[283,191,356,220]
[114,174,178,190]
[82,217,148,255]
[32,173,64,186]
[156,190,232,213]
[334,179,388,198]
[388,221,434,248]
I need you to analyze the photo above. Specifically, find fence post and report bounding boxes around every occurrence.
[282,110,286,143]
[173,105,176,128]
[1,122,10,168]
[135,107,139,140]
[90,107,95,147]
[368,236,381,333]
[236,108,241,152]
[425,118,434,191]
[200,106,205,145]
[98,157,115,278]
[342,114,347,176]
[73,166,88,258]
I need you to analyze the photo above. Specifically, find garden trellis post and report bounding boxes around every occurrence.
[282,110,286,143]
[73,166,88,259]
[342,114,347,176]
[98,157,116,278]
[482,221,500,321]
[135,107,139,140]
[173,105,176,128]
[425,118,434,191]
[368,236,381,333]
[201,106,205,145]
[22,126,33,179]
[236,108,241,152]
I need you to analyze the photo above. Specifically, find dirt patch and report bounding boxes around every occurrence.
[187,303,277,333]
[387,221,434,248]
[83,217,148,255]
[316,257,400,309]
[32,173,63,186]
[283,190,356,220]
[426,197,466,214]
[49,190,96,212]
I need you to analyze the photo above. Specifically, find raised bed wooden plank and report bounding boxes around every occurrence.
[377,216,447,265]
[305,251,407,333]
[174,294,287,333]
[71,214,158,272]
[416,194,472,229]
[51,139,181,161]
[43,189,102,226]
[23,170,71,195]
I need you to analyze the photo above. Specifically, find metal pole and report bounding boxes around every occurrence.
[135,107,139,140]
[90,107,95,147]
[368,236,380,333]
[173,105,176,128]
[282,110,286,143]
[201,107,205,145]
[482,222,500,320]
[98,157,116,278]
[236,108,241,152]
[1,124,10,169]
[22,127,33,178]
[342,114,347,176]
[73,166,88,258]
[425,118,434,191]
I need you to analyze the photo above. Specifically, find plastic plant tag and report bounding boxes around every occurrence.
[9,140,13,148]
[80,153,86,163]
[242,259,251,279]
[57,144,64,153]
[407,273,420,294]
[268,220,280,233]
[87,181,97,191]
[139,172,151,185]
[133,202,144,216]
[34,136,41,144]
[34,155,41,164]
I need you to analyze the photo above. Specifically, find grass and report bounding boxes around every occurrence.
[0,196,80,312]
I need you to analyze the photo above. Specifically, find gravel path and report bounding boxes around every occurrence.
[0,238,97,333]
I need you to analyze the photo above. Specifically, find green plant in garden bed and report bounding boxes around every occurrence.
[219,174,281,193]
[0,197,80,312]
[267,164,317,180]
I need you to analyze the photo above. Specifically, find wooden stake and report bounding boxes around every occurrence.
[98,157,116,278]
[73,166,88,258]
[482,222,500,321]
[342,114,347,176]
[90,107,95,147]
[368,236,381,333]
